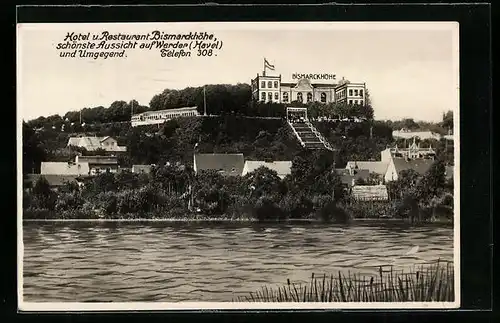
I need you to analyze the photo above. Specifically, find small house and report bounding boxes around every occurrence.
[193,153,245,177]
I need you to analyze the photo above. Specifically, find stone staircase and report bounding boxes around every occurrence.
[288,120,334,151]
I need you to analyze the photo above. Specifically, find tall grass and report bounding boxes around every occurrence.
[235,260,454,302]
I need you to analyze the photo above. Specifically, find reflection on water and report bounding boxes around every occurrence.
[23,221,454,302]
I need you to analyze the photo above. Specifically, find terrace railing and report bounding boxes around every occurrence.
[305,120,334,151]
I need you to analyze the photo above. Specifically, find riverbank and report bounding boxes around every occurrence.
[22,217,453,225]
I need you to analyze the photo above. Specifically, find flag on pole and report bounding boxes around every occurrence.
[264,58,275,70]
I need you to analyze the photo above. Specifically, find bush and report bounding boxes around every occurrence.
[24,207,53,219]
[317,202,351,223]
[253,196,286,222]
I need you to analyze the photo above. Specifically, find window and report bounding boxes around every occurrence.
[354,100,358,105]
[274,92,279,100]
[359,89,364,97]
[349,89,353,96]
[274,81,278,88]
[261,92,266,101]
[320,92,327,103]
[297,92,303,103]
[283,92,289,103]
[359,100,363,106]
[354,89,358,96]
[268,92,273,101]
[349,100,353,105]
[268,81,272,88]
[261,81,266,88]
[307,92,313,102]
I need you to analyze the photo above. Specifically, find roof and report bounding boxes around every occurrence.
[351,185,389,201]
[242,161,292,179]
[335,168,370,186]
[132,165,152,173]
[392,158,434,175]
[392,130,441,140]
[76,155,118,165]
[67,136,125,151]
[41,162,90,176]
[346,161,388,176]
[67,137,80,146]
[194,153,245,176]
[25,174,86,187]
[136,106,198,117]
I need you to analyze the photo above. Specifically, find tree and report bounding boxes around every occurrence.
[441,110,453,131]
[244,166,284,203]
[23,122,47,173]
[32,176,57,210]
[417,159,446,201]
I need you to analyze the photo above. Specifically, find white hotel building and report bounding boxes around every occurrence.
[251,72,367,105]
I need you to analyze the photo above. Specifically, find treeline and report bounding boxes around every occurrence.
[382,110,454,135]
[24,83,452,137]
[24,83,375,128]
[23,150,453,222]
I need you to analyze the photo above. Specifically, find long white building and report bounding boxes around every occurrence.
[131,106,199,127]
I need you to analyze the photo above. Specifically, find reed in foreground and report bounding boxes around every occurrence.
[236,260,454,302]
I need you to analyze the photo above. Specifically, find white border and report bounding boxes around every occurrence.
[17,21,460,311]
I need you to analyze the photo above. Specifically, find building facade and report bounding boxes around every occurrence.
[251,72,366,105]
[131,106,199,127]
[75,155,119,175]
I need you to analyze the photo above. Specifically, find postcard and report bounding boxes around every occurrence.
[17,21,460,311]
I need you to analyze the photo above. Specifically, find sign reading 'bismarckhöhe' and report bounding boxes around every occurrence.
[292,73,337,80]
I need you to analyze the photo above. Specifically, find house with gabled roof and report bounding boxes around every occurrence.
[67,135,126,152]
[193,153,245,177]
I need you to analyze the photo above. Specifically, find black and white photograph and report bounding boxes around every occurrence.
[17,21,459,310]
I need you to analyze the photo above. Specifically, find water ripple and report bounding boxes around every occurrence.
[23,222,454,302]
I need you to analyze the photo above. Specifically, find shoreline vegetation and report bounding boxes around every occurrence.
[237,260,454,302]
[22,217,453,225]
[22,150,454,224]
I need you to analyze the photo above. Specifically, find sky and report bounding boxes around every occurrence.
[17,22,459,122]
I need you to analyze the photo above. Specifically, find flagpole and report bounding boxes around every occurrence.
[263,57,266,76]
[203,85,207,116]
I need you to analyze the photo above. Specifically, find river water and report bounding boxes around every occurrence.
[22,221,454,302]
